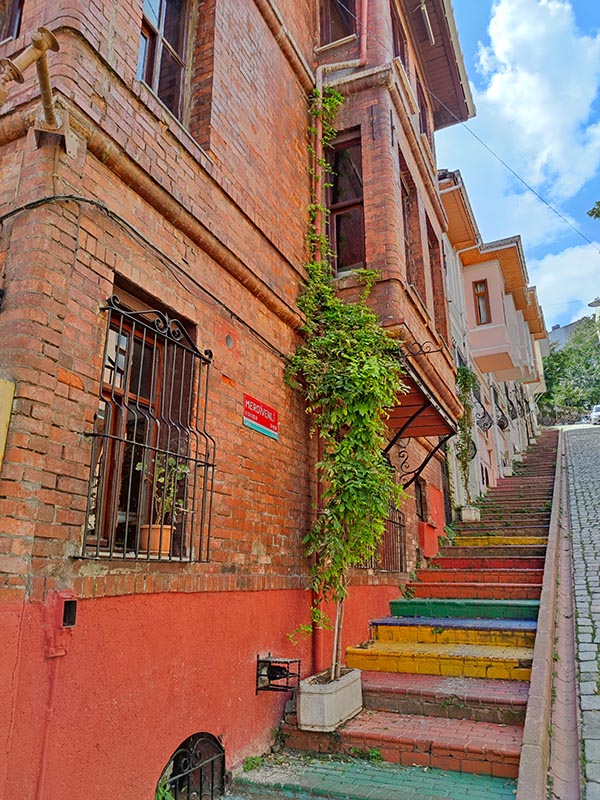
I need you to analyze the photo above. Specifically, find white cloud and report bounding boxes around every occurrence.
[476,0,600,200]
[528,242,600,327]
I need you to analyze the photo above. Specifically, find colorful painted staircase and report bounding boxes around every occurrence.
[283,429,559,783]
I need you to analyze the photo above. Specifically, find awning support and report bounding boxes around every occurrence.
[399,431,454,490]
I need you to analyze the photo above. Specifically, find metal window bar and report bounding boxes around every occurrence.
[158,734,225,800]
[83,295,216,562]
[358,506,407,573]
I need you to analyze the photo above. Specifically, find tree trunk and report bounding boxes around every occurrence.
[330,597,345,681]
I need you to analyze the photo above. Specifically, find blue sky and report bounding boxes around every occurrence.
[435,0,600,330]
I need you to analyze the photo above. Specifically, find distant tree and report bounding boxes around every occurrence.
[588,202,600,219]
[540,315,600,417]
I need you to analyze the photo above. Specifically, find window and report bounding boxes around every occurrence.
[417,83,430,141]
[328,137,365,273]
[320,0,356,46]
[137,0,188,118]
[391,2,407,67]
[83,295,216,561]
[415,478,428,522]
[473,279,491,325]
[1,0,23,40]
[399,150,424,294]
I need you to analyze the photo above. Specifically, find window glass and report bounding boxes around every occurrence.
[138,0,187,119]
[329,138,365,273]
[332,144,363,204]
[321,0,356,46]
[334,207,365,271]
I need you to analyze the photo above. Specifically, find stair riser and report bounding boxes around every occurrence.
[373,625,535,648]
[347,650,531,681]
[452,536,547,547]
[362,691,526,725]
[281,724,520,777]
[429,557,545,569]
[416,570,543,584]
[438,546,546,558]
[389,599,540,620]
[410,584,541,600]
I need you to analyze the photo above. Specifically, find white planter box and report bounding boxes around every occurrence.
[460,506,481,522]
[296,668,362,732]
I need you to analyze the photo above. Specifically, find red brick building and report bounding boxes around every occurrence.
[0,1,472,796]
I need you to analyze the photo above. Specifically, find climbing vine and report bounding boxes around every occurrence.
[286,88,407,680]
[455,365,478,506]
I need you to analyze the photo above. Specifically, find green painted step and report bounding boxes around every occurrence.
[389,597,540,620]
[232,752,518,800]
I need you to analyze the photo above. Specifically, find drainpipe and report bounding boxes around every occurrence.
[313,0,368,252]
[0,27,60,128]
[311,0,368,673]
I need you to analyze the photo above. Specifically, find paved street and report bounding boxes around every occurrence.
[565,425,600,800]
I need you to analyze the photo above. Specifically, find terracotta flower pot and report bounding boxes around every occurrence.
[140,523,172,556]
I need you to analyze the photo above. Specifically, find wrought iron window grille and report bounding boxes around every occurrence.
[82,295,216,562]
[357,505,407,573]
[158,733,225,800]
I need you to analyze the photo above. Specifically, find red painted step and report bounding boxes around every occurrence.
[282,710,522,777]
[409,581,541,600]
[429,556,545,570]
[416,568,544,585]
[361,671,529,725]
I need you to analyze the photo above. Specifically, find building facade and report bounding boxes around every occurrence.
[0,2,473,797]
[440,169,547,506]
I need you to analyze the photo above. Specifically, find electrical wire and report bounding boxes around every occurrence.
[332,0,600,253]
[0,194,289,360]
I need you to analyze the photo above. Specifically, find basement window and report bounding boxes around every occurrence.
[137,0,188,119]
[83,294,216,562]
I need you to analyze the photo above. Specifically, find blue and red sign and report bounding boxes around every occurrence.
[243,394,279,440]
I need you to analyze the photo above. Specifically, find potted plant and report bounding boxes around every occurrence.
[286,89,406,731]
[455,365,480,522]
[136,453,189,556]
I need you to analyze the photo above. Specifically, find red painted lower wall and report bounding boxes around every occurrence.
[1,583,399,799]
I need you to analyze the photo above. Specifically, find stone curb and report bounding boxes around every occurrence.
[516,429,564,800]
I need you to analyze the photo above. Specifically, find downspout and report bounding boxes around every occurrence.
[313,0,368,255]
[311,0,368,674]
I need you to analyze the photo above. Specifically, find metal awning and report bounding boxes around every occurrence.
[384,355,458,489]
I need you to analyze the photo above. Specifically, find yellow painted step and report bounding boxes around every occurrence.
[374,624,535,648]
[346,641,532,681]
[453,535,548,547]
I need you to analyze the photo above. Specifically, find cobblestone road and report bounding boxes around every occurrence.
[565,425,600,800]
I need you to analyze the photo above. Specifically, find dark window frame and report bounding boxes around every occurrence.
[328,135,365,274]
[473,279,492,325]
[83,294,216,562]
[390,1,408,67]
[1,0,23,40]
[320,0,356,46]
[137,0,188,119]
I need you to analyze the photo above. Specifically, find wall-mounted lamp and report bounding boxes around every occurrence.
[418,1,436,46]
[256,655,300,693]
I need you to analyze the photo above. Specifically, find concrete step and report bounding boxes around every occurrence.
[361,671,529,725]
[416,568,543,585]
[371,617,536,648]
[282,709,523,777]
[346,640,533,680]
[408,581,541,601]
[389,598,540,620]
[438,544,547,558]
[232,752,519,800]
[429,556,545,570]
[452,535,548,547]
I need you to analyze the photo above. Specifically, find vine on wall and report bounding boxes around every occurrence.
[286,88,407,680]
[455,365,478,507]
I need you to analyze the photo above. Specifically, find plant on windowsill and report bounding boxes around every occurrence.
[455,365,480,523]
[136,453,190,556]
[286,88,407,729]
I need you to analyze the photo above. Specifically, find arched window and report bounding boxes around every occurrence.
[157,733,225,799]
